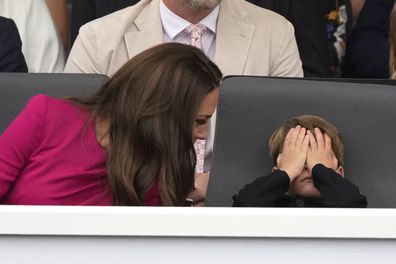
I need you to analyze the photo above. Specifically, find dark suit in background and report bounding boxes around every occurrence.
[248,0,333,77]
[0,16,28,72]
[342,0,394,78]
[70,0,138,46]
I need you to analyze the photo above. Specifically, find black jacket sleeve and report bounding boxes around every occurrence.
[232,170,290,207]
[0,17,28,72]
[313,164,368,208]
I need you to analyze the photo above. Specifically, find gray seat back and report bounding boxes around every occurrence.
[206,76,396,208]
[0,73,108,133]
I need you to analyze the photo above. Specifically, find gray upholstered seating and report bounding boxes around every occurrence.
[206,76,396,208]
[0,73,108,134]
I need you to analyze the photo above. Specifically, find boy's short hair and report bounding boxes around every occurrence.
[269,115,344,167]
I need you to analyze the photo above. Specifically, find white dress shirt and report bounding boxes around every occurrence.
[159,0,219,61]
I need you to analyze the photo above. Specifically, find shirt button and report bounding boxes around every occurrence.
[296,199,305,207]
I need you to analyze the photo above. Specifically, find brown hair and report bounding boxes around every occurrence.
[269,115,344,167]
[69,43,222,206]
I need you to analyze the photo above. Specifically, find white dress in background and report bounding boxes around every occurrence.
[0,0,65,73]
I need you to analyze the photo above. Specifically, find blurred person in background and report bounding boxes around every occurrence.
[389,2,396,79]
[0,0,67,72]
[249,0,352,77]
[46,0,69,52]
[349,0,365,28]
[70,0,138,46]
[343,0,394,78]
[0,16,28,72]
[248,0,334,77]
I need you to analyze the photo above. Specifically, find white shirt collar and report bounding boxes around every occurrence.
[160,0,219,40]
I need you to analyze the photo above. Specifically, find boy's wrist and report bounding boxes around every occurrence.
[273,169,292,185]
[277,167,298,181]
[308,161,322,172]
[312,163,327,174]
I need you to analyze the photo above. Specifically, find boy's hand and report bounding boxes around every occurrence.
[306,128,338,171]
[277,126,309,181]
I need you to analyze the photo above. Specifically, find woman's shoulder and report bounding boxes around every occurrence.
[26,94,88,119]
[27,94,92,136]
[25,94,56,109]
[28,94,77,109]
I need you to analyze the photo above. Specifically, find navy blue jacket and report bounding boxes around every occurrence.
[343,0,394,78]
[248,0,333,77]
[0,16,28,72]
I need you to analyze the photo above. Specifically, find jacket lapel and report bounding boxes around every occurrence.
[124,0,163,59]
[215,0,255,76]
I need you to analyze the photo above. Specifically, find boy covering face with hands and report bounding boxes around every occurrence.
[233,115,367,207]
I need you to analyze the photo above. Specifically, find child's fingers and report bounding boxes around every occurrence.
[314,127,324,149]
[302,134,309,152]
[324,133,332,151]
[307,146,312,157]
[284,127,295,146]
[296,127,306,146]
[307,130,317,150]
[288,125,300,146]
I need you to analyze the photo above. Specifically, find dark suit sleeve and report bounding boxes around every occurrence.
[232,170,290,207]
[313,164,368,208]
[342,0,394,78]
[0,17,28,72]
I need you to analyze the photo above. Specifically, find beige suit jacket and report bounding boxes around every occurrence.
[64,0,303,78]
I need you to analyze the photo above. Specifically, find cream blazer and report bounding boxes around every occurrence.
[64,0,303,78]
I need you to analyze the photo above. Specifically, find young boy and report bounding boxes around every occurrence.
[232,115,367,207]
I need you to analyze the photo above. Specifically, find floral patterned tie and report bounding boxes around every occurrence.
[184,23,207,50]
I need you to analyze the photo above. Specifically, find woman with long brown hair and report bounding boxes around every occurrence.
[0,43,222,206]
